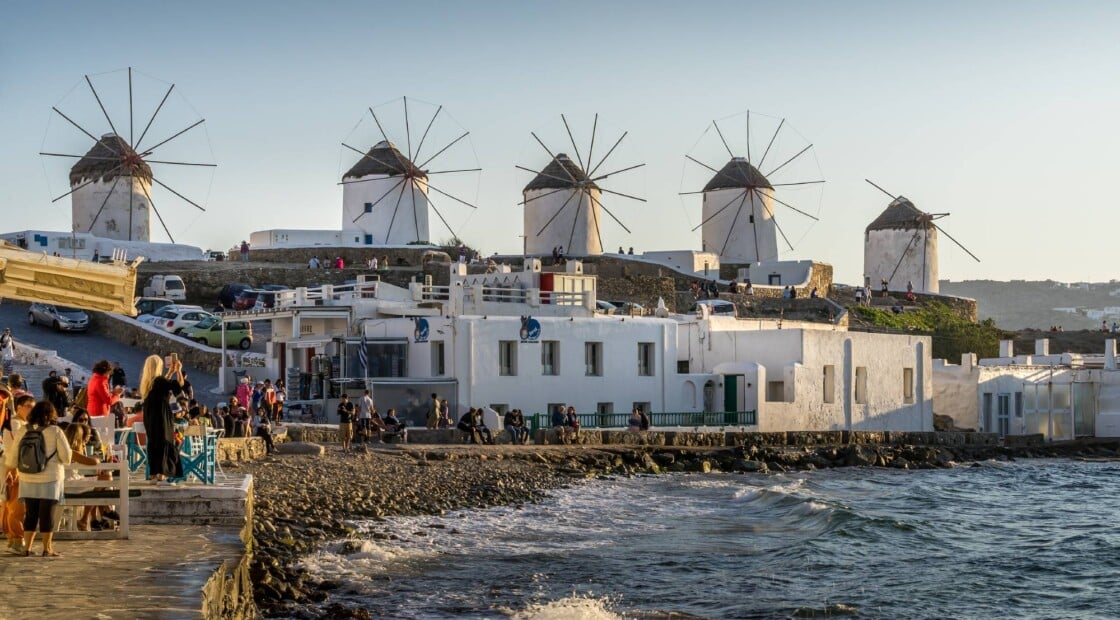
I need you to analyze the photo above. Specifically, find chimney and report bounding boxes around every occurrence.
[999,340,1014,358]
[1035,339,1049,356]
[1106,339,1117,371]
[961,352,976,372]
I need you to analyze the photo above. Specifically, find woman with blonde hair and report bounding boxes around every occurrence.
[140,354,185,484]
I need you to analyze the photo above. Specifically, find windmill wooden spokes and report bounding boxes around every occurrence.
[39,67,215,243]
[516,114,645,256]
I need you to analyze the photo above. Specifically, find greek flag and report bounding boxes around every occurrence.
[359,334,368,377]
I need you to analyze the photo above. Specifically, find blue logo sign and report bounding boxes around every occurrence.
[520,316,541,343]
[414,317,430,343]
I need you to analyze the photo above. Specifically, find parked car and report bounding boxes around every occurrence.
[138,303,203,325]
[604,300,645,315]
[253,290,290,310]
[134,297,174,318]
[142,274,187,301]
[692,299,737,316]
[180,316,253,350]
[218,283,252,308]
[595,300,617,314]
[28,303,89,332]
[233,289,263,311]
[152,308,214,335]
[259,284,290,292]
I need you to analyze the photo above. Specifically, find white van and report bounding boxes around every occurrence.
[143,275,187,301]
[693,299,737,317]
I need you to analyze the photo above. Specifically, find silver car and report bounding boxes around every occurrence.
[28,303,89,332]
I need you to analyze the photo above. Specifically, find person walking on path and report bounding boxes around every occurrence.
[426,393,440,429]
[357,389,375,441]
[0,328,14,375]
[140,355,185,484]
[4,401,71,556]
[337,394,355,452]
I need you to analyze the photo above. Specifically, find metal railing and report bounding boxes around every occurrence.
[275,280,381,308]
[528,410,757,432]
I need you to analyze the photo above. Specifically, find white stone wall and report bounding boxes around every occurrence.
[249,229,346,248]
[0,230,204,262]
[864,227,939,294]
[71,176,152,242]
[523,187,602,256]
[701,187,778,263]
[639,251,722,277]
[931,356,980,430]
[342,174,431,244]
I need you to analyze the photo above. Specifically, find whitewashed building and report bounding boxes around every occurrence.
[70,134,153,243]
[229,261,932,432]
[0,230,204,262]
[341,141,431,245]
[523,154,602,257]
[701,157,778,264]
[864,196,939,294]
[934,339,1120,441]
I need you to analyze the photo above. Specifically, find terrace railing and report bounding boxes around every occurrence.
[528,410,757,432]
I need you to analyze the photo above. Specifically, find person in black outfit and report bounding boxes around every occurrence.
[110,362,127,390]
[139,354,184,483]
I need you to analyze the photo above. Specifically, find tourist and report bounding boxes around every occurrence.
[744,279,754,296]
[456,408,475,439]
[262,380,276,418]
[0,389,24,552]
[240,240,250,262]
[64,423,107,532]
[273,379,286,423]
[862,284,871,306]
[337,394,355,452]
[426,393,440,430]
[565,406,581,443]
[618,246,624,254]
[0,328,14,375]
[790,287,798,299]
[906,280,914,295]
[87,360,124,417]
[382,408,406,443]
[438,399,452,429]
[308,256,320,269]
[639,408,651,431]
[355,389,373,443]
[854,287,864,305]
[380,255,389,272]
[334,256,345,269]
[140,354,185,484]
[252,409,275,455]
[628,408,642,432]
[628,247,634,255]
[5,401,71,556]
[550,405,567,442]
[470,408,494,445]
[110,362,127,390]
[504,408,529,445]
[236,377,251,410]
[250,382,264,414]
[91,249,100,263]
[810,287,819,299]
[881,278,889,296]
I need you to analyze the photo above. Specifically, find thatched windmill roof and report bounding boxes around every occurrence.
[68,134,151,185]
[703,157,773,192]
[523,153,596,192]
[866,197,935,232]
[343,141,425,180]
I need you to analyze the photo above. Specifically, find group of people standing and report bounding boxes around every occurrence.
[335,390,407,451]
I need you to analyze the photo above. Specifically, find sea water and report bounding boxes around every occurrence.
[299,459,1120,618]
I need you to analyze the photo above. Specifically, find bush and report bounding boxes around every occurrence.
[851,302,1006,360]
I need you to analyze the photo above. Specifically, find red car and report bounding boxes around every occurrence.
[233,289,263,311]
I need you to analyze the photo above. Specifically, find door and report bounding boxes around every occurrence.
[723,375,739,412]
[997,393,1011,437]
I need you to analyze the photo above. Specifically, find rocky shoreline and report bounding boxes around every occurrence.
[239,440,1120,618]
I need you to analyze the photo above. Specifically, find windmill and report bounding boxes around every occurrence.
[340,97,480,246]
[39,67,215,244]
[516,114,645,257]
[863,179,980,295]
[680,111,824,264]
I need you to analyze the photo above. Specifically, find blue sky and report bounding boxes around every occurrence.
[2,1,1118,282]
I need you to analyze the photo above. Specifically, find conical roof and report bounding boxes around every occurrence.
[69,134,151,185]
[866,196,934,232]
[523,153,597,192]
[343,141,425,180]
[703,157,772,192]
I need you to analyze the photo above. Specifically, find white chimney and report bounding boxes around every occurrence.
[1035,339,1049,356]
[961,352,976,372]
[999,340,1014,358]
[1106,339,1117,371]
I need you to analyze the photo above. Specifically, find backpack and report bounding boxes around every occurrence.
[18,426,57,475]
[74,386,89,409]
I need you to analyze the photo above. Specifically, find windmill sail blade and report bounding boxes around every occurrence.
[598,187,646,203]
[409,180,421,242]
[561,114,586,171]
[420,180,459,240]
[765,144,812,178]
[589,163,644,183]
[412,104,442,164]
[519,186,568,206]
[721,194,749,258]
[712,120,735,159]
[384,182,410,241]
[128,67,134,145]
[139,175,176,243]
[150,175,206,211]
[515,164,573,187]
[768,191,820,221]
[40,152,114,160]
[53,163,125,203]
[529,132,575,182]
[933,223,981,262]
[141,119,205,156]
[586,114,598,175]
[588,131,627,177]
[746,111,751,163]
[425,168,482,175]
[425,181,478,210]
[586,188,605,252]
[85,75,119,140]
[403,96,413,160]
[417,131,469,169]
[753,188,794,251]
[135,83,174,151]
[888,232,921,283]
[145,159,216,167]
[567,200,584,253]
[756,118,784,169]
[770,180,825,187]
[584,189,632,234]
[685,155,719,174]
[368,107,410,170]
[864,179,898,200]
[342,142,408,175]
[53,107,117,154]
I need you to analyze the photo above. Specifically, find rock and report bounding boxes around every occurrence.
[276,442,326,456]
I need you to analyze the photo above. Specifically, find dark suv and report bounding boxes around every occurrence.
[218,283,252,308]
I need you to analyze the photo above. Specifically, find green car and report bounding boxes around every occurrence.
[180,316,253,350]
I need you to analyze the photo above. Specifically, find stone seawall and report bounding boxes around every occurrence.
[89,312,224,373]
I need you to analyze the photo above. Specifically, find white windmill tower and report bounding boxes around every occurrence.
[682,113,823,264]
[517,115,645,257]
[41,67,215,244]
[341,98,480,246]
[863,179,979,294]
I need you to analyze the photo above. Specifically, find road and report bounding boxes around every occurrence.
[0,300,221,398]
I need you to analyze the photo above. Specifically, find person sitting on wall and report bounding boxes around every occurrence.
[382,408,407,443]
[639,408,651,431]
[550,405,568,443]
[564,406,581,443]
[471,407,494,445]
[744,279,753,296]
[457,408,478,442]
[905,290,916,303]
[810,287,819,299]
[881,278,889,296]
[628,408,642,432]
[504,408,529,445]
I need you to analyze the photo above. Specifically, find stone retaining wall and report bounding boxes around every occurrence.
[89,312,224,373]
[219,437,270,462]
[202,552,257,620]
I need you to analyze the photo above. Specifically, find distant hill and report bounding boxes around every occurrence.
[939,280,1120,330]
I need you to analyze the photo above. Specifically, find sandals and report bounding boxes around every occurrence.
[77,520,91,532]
[42,549,61,557]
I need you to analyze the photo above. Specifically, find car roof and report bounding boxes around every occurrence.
[695,299,735,306]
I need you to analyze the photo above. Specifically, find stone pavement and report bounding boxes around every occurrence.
[0,524,244,620]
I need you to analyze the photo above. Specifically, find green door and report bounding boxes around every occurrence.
[723,375,739,412]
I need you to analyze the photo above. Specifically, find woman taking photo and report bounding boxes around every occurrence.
[3,401,71,556]
[140,354,184,484]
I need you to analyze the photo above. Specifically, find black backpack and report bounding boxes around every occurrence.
[18,426,57,475]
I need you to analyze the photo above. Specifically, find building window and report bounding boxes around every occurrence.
[585,342,602,376]
[766,381,785,402]
[364,234,374,245]
[638,342,654,376]
[300,324,314,335]
[823,365,836,404]
[902,367,914,403]
[597,402,613,414]
[677,360,690,374]
[346,339,407,378]
[541,340,559,376]
[749,214,755,223]
[364,202,373,213]
[854,366,868,404]
[431,341,445,376]
[499,341,517,376]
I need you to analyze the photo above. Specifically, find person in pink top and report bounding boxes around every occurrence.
[86,360,123,417]
[235,377,251,410]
